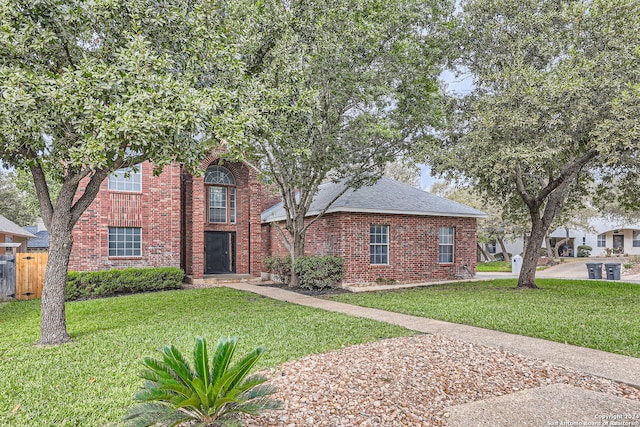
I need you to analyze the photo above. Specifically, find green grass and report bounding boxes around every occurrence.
[0,288,412,427]
[476,261,512,272]
[328,279,640,358]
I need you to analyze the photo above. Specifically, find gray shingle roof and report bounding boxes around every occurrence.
[261,177,486,223]
[24,226,49,249]
[0,214,36,238]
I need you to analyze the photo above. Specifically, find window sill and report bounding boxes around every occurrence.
[108,256,143,260]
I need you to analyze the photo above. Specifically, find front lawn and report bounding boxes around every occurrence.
[0,287,412,427]
[329,279,640,358]
[476,261,511,272]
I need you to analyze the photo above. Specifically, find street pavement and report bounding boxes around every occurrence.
[477,257,640,283]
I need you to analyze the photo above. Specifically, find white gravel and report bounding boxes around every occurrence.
[243,334,640,426]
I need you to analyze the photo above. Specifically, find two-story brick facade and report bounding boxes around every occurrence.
[69,156,485,285]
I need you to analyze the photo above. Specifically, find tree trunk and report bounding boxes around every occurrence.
[288,230,305,288]
[477,243,490,262]
[518,218,546,289]
[497,238,510,262]
[544,233,554,258]
[39,213,74,345]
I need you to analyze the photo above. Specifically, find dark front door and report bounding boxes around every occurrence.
[205,232,235,274]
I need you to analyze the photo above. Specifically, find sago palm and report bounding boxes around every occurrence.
[125,336,282,427]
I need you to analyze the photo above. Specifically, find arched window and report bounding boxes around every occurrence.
[204,165,236,186]
[204,165,236,223]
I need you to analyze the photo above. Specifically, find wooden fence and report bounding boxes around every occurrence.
[15,252,47,300]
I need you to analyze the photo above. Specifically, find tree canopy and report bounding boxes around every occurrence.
[0,170,38,226]
[427,0,640,287]
[236,0,453,285]
[0,0,244,344]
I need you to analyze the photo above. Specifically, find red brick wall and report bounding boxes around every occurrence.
[182,155,270,279]
[69,162,182,271]
[267,212,477,284]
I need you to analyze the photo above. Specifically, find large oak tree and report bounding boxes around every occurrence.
[0,0,243,344]
[237,0,453,286]
[427,0,640,288]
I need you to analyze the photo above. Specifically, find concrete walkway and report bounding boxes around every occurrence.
[225,282,640,425]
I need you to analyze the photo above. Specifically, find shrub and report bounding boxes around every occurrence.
[126,336,282,427]
[294,255,344,290]
[65,267,183,301]
[262,255,291,284]
[494,252,512,261]
[577,245,592,257]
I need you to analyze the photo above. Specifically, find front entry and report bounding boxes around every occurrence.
[613,234,624,254]
[205,232,236,274]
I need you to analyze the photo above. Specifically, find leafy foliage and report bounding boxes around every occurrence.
[293,256,344,290]
[65,268,184,301]
[237,0,452,285]
[0,170,37,226]
[577,245,592,258]
[427,0,640,287]
[0,0,245,344]
[262,255,291,284]
[126,336,282,427]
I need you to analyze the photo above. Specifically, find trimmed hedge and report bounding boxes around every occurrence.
[262,255,291,283]
[294,256,344,290]
[66,267,184,301]
[577,245,592,257]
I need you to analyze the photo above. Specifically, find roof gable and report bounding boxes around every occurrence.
[0,214,36,238]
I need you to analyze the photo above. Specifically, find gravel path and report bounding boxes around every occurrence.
[244,334,640,426]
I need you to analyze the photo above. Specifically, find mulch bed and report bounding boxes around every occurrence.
[260,281,352,296]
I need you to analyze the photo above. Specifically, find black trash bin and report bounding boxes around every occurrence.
[604,263,621,280]
[585,263,603,279]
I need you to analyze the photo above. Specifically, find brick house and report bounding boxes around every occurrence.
[68,155,485,285]
[262,178,485,284]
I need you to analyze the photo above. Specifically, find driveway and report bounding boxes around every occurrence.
[481,258,640,282]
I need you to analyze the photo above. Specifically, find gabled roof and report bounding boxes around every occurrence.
[0,214,36,238]
[261,177,486,223]
[24,226,49,249]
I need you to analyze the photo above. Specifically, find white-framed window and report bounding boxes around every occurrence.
[633,231,640,248]
[370,225,389,265]
[208,187,227,223]
[488,241,497,254]
[108,165,142,192]
[597,233,606,248]
[205,165,236,224]
[108,227,141,257]
[439,227,455,263]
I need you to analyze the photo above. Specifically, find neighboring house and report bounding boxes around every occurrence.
[502,218,640,258]
[68,154,485,285]
[0,214,35,255]
[24,218,49,252]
